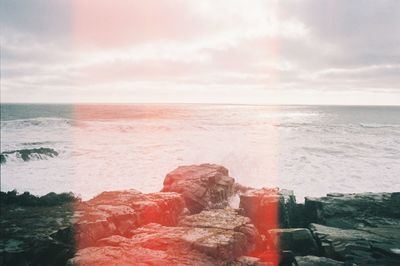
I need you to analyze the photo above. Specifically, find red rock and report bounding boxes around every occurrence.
[73,208,261,264]
[68,190,185,248]
[161,164,235,213]
[179,208,261,259]
[69,223,224,265]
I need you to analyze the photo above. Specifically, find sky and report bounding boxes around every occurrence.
[1,0,400,105]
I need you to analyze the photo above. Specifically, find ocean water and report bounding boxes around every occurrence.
[1,104,400,201]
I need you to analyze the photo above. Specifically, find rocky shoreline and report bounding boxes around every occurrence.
[1,164,399,265]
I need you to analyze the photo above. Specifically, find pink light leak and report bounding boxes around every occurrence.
[70,1,282,264]
[72,0,206,49]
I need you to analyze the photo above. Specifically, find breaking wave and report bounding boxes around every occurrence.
[359,123,400,129]
[1,148,59,164]
[1,117,72,129]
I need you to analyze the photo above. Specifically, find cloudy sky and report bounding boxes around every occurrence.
[1,0,399,104]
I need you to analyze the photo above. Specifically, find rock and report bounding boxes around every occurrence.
[70,221,249,265]
[3,167,400,266]
[0,202,75,265]
[310,223,400,265]
[70,208,260,264]
[179,208,261,259]
[304,192,400,228]
[230,256,264,266]
[67,245,219,266]
[131,223,241,260]
[295,255,347,266]
[268,228,319,256]
[161,164,235,213]
[62,190,186,248]
[87,190,186,226]
[239,188,297,233]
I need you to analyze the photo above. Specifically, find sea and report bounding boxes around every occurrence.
[1,104,400,201]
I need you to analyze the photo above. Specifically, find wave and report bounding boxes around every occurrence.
[359,123,400,129]
[1,148,59,164]
[275,122,400,130]
[1,117,73,129]
[302,147,345,155]
[274,122,313,128]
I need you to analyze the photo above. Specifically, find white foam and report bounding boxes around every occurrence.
[1,106,400,201]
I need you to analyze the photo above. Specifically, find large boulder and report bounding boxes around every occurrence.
[239,188,298,233]
[310,223,400,265]
[161,164,235,213]
[304,192,400,228]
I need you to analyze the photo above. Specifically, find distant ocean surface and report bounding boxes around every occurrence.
[1,104,400,200]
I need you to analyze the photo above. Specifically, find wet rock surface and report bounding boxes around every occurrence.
[1,164,399,265]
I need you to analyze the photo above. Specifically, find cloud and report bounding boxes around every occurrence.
[1,0,399,104]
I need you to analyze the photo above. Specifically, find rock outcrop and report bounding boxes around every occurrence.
[68,210,261,264]
[304,192,400,228]
[0,201,76,266]
[161,164,235,213]
[310,223,400,265]
[69,223,223,266]
[2,164,400,266]
[303,192,400,265]
[63,190,186,248]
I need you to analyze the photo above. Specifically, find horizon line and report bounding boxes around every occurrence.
[1,102,400,107]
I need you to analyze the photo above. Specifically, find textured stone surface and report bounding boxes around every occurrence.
[161,164,235,213]
[69,208,261,264]
[87,189,186,226]
[295,255,347,266]
[71,190,185,248]
[67,245,219,266]
[180,208,261,259]
[230,256,264,266]
[310,223,400,265]
[0,203,75,266]
[239,188,297,233]
[304,192,400,228]
[268,228,319,256]
[69,221,254,265]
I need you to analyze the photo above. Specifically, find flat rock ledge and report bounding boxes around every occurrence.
[1,164,399,266]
